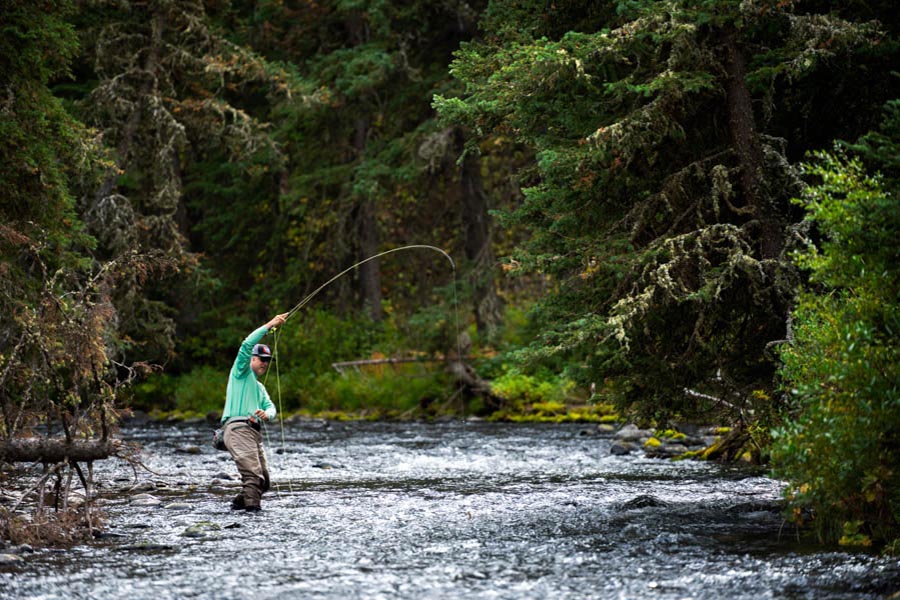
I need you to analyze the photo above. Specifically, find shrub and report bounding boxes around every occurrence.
[773,140,899,548]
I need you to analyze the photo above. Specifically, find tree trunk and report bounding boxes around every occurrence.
[721,26,783,260]
[458,134,504,337]
[354,118,383,321]
[0,438,121,464]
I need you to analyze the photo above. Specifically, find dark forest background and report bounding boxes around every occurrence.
[1,0,897,549]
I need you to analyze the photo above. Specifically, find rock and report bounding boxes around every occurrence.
[214,472,235,481]
[161,502,192,510]
[0,554,23,565]
[175,446,201,455]
[129,482,156,493]
[610,441,637,456]
[618,495,668,510]
[596,424,617,434]
[615,424,654,443]
[181,521,221,538]
[311,462,342,469]
[93,531,126,540]
[130,495,162,507]
[121,542,175,552]
[644,442,689,459]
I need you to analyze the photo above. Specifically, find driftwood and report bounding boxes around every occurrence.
[0,438,122,464]
[446,359,503,412]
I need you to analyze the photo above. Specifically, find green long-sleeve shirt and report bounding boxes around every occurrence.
[221,325,277,423]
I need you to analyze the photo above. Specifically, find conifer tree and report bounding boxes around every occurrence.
[72,0,291,361]
[436,0,894,423]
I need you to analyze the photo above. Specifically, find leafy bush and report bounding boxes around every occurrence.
[490,369,570,410]
[773,137,900,548]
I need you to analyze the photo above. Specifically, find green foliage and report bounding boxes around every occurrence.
[299,370,447,418]
[491,369,572,409]
[273,309,386,379]
[173,367,228,415]
[437,0,893,425]
[127,372,177,413]
[773,111,900,547]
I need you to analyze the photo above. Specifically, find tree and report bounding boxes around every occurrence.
[0,0,147,545]
[436,0,894,425]
[228,0,502,336]
[72,0,291,363]
[773,101,900,549]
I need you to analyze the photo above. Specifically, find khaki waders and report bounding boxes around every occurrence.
[223,418,270,509]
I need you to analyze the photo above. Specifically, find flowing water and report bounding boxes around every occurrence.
[1,421,898,599]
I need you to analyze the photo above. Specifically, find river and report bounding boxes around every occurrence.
[1,421,898,599]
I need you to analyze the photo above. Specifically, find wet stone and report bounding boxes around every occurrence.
[121,542,175,552]
[162,502,192,510]
[129,482,156,493]
[130,495,162,507]
[615,424,654,443]
[618,495,669,510]
[610,441,637,456]
[0,554,24,565]
[182,522,221,538]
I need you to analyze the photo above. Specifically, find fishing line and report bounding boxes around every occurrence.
[283,245,456,322]
[264,244,460,496]
[260,327,291,496]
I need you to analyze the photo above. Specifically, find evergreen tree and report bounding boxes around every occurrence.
[228,0,501,336]
[72,0,291,363]
[437,0,895,425]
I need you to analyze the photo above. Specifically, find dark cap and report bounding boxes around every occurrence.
[251,344,272,360]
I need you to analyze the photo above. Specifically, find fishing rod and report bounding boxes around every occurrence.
[262,244,459,495]
[283,244,456,322]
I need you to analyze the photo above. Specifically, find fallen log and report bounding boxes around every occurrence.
[0,438,122,464]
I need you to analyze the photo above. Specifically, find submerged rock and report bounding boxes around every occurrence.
[311,462,342,469]
[121,542,175,552]
[618,495,669,510]
[162,502,192,510]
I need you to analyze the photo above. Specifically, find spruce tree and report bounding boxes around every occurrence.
[436,0,895,424]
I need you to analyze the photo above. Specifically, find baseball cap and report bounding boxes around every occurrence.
[252,344,272,361]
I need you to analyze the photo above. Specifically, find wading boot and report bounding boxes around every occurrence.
[244,504,261,513]
[230,494,245,511]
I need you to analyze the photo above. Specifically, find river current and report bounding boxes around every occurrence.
[1,421,898,599]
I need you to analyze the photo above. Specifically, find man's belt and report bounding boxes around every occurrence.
[222,416,261,431]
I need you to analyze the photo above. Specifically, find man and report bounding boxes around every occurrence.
[221,312,288,512]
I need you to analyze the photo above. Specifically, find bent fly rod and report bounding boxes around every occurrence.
[282,244,456,323]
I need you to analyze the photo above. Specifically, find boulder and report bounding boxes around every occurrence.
[618,495,669,510]
[610,441,637,456]
[615,424,654,443]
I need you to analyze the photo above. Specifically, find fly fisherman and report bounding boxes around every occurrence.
[221,312,288,512]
